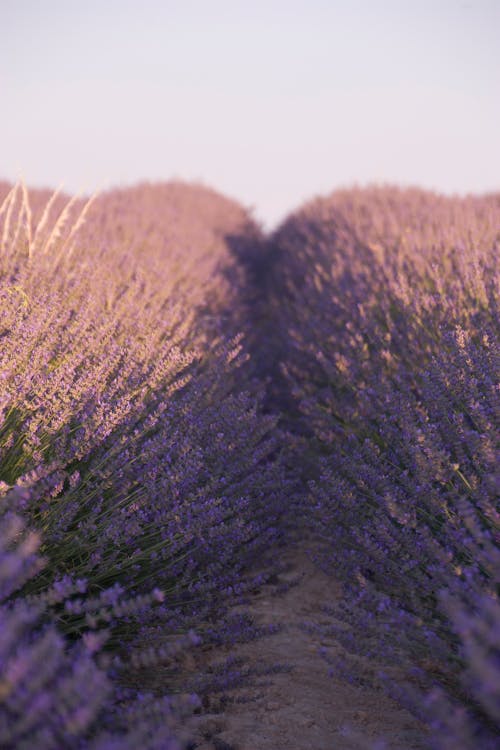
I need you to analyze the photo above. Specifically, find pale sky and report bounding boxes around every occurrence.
[1,0,499,228]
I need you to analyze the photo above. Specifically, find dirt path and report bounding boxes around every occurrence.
[190,542,428,750]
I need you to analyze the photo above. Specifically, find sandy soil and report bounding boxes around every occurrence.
[188,542,428,750]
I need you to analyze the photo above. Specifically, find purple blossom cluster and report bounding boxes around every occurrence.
[0,181,289,746]
[0,507,192,749]
[267,187,499,748]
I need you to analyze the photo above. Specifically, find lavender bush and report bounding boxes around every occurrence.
[269,188,499,747]
[0,503,196,749]
[0,181,287,603]
[0,181,288,742]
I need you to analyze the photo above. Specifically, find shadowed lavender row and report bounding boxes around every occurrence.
[266,187,499,749]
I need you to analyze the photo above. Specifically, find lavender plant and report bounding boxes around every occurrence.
[270,188,499,747]
[0,503,194,750]
[0,181,289,741]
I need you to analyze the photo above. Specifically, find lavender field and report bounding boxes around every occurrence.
[0,181,498,749]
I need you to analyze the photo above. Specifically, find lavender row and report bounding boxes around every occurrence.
[0,182,288,747]
[268,188,499,748]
